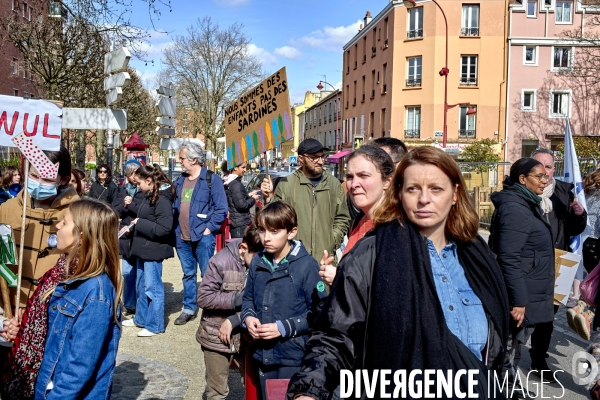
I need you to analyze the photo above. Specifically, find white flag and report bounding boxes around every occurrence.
[563,119,590,256]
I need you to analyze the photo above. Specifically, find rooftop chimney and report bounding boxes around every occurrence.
[364,11,372,27]
[359,23,363,31]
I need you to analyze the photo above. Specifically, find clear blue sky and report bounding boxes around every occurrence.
[128,0,389,104]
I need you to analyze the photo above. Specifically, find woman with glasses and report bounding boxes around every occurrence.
[89,163,118,205]
[488,158,555,386]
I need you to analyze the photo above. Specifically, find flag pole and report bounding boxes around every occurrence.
[15,160,29,319]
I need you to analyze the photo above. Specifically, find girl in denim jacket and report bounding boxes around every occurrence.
[34,198,122,399]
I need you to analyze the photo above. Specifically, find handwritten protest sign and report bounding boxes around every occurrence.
[224,67,293,166]
[12,133,59,179]
[554,248,581,305]
[0,95,62,151]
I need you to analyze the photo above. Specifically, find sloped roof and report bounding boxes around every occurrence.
[123,132,149,149]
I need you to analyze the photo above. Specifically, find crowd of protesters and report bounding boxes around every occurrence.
[0,137,598,399]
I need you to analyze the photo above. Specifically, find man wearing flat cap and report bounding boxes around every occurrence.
[262,138,350,263]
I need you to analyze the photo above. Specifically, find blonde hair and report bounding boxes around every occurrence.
[58,198,122,323]
[372,146,479,243]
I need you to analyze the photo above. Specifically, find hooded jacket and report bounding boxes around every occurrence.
[196,238,246,354]
[0,187,79,307]
[241,240,328,367]
[273,170,350,261]
[489,184,555,326]
[131,185,175,261]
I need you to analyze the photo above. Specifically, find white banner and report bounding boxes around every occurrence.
[0,95,62,150]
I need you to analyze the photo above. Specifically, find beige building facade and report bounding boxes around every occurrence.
[342,0,507,153]
[300,90,341,150]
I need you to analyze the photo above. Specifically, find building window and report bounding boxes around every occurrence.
[381,108,387,137]
[406,57,422,87]
[405,106,421,138]
[354,44,358,69]
[527,0,537,16]
[362,37,367,63]
[524,46,537,65]
[384,17,389,46]
[346,51,350,74]
[11,59,18,75]
[550,90,571,117]
[382,63,387,93]
[182,126,188,134]
[369,112,375,136]
[371,70,376,98]
[361,76,366,102]
[407,7,423,39]
[459,105,477,138]
[13,89,18,97]
[556,1,572,23]
[460,55,478,86]
[461,5,480,36]
[521,89,536,111]
[23,92,30,99]
[353,81,357,105]
[553,46,572,70]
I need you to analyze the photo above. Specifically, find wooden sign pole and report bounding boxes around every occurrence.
[14,160,28,319]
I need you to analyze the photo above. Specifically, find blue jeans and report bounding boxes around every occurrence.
[133,259,165,333]
[121,255,138,310]
[176,234,216,314]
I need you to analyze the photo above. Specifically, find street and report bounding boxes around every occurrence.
[111,243,594,400]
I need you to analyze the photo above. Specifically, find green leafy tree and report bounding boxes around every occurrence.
[555,137,600,159]
[460,139,501,185]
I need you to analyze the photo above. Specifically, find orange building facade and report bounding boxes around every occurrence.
[342,0,507,153]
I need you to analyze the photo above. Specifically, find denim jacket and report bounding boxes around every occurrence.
[34,273,121,400]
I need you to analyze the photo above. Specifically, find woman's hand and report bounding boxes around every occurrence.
[249,190,261,200]
[319,250,336,287]
[510,306,526,327]
[124,196,132,206]
[245,316,261,339]
[257,322,281,340]
[131,218,139,225]
[1,317,20,342]
[219,319,233,345]
[260,177,273,202]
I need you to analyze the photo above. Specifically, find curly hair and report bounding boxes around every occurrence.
[584,169,600,194]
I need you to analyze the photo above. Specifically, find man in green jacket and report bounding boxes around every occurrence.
[263,138,350,263]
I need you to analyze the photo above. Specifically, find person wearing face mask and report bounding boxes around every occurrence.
[0,146,79,308]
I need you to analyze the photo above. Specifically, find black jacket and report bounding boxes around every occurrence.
[489,184,555,326]
[548,179,588,251]
[288,221,509,400]
[131,185,175,261]
[225,176,255,228]
[112,185,145,257]
[89,180,118,205]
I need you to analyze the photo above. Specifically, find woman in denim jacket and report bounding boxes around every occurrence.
[34,199,122,399]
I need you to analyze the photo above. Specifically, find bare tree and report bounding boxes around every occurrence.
[161,17,265,151]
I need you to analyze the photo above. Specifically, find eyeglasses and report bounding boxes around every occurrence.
[527,174,550,183]
[303,154,325,163]
[97,170,108,174]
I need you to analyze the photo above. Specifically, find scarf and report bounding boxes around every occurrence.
[2,255,73,399]
[514,183,542,204]
[365,220,509,398]
[125,182,138,198]
[540,178,555,215]
[223,173,239,186]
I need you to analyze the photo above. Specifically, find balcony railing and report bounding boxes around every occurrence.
[405,129,421,138]
[460,27,479,37]
[406,78,422,87]
[407,29,423,39]
[458,129,476,138]
[459,78,478,86]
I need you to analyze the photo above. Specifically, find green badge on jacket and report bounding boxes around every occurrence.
[317,281,325,292]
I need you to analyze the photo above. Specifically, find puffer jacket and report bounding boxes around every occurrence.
[226,176,255,229]
[241,240,328,367]
[131,185,175,261]
[274,170,350,261]
[0,187,79,306]
[112,184,145,257]
[489,184,555,326]
[88,179,118,205]
[196,239,246,353]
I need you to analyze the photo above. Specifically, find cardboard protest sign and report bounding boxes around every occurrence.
[0,225,18,287]
[554,248,581,305]
[224,67,293,166]
[0,95,62,150]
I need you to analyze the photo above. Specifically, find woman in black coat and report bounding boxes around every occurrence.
[225,161,260,238]
[89,163,118,205]
[488,158,554,383]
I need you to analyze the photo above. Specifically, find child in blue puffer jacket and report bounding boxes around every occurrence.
[241,201,327,400]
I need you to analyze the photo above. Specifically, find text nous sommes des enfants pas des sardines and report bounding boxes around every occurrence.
[225,71,288,133]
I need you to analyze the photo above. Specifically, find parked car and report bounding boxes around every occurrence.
[244,171,293,193]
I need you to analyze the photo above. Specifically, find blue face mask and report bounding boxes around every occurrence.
[27,180,58,200]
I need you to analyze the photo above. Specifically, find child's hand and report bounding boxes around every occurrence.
[245,316,261,339]
[257,323,281,340]
[219,319,233,345]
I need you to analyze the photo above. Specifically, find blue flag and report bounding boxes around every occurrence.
[563,119,590,256]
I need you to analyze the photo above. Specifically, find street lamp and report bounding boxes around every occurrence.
[404,0,477,148]
[316,80,340,152]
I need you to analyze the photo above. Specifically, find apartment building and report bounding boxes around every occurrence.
[342,0,506,153]
[300,90,342,150]
[506,0,600,161]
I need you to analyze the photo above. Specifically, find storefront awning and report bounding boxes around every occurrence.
[326,150,352,164]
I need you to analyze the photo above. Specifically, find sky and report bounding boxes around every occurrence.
[127,0,390,104]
